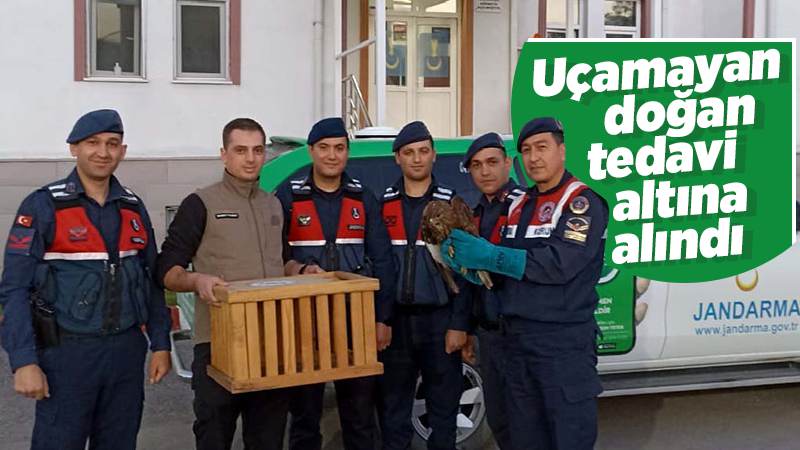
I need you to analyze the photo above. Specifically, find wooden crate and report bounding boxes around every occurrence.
[208,271,383,393]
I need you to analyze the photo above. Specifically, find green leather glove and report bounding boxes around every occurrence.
[440,229,526,280]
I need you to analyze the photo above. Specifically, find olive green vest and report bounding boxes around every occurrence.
[192,171,285,343]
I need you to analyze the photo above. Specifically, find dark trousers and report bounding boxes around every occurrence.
[31,327,148,450]
[476,327,512,450]
[377,321,462,450]
[503,320,602,450]
[192,343,290,450]
[288,377,378,450]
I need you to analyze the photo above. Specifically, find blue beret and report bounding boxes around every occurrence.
[516,117,564,151]
[464,132,505,166]
[393,121,432,152]
[307,117,348,146]
[66,109,124,144]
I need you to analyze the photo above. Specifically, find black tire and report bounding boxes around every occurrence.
[410,362,493,449]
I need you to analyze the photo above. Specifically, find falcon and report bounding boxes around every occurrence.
[421,198,493,293]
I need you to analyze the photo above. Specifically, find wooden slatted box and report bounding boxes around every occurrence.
[208,272,383,393]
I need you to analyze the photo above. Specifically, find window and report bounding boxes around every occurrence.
[546,0,640,38]
[604,0,639,38]
[176,0,228,80]
[546,0,580,38]
[89,0,143,78]
[386,21,408,87]
[370,0,457,15]
[417,25,452,88]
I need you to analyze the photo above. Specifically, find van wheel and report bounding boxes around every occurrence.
[410,362,492,449]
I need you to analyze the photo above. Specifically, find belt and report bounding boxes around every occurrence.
[395,304,446,316]
[59,325,140,340]
[495,316,595,335]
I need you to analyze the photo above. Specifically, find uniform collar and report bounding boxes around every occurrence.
[66,167,126,202]
[395,175,437,199]
[222,169,260,199]
[303,168,358,194]
[532,170,571,196]
[479,180,517,208]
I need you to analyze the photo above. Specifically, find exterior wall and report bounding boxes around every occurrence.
[766,0,800,157]
[0,158,223,273]
[344,0,364,86]
[473,0,513,135]
[1,0,797,269]
[661,0,743,38]
[0,1,321,159]
[322,0,344,118]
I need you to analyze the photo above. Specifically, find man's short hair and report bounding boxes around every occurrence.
[222,118,266,148]
[552,131,564,145]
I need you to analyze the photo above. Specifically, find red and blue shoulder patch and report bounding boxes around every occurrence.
[6,228,35,255]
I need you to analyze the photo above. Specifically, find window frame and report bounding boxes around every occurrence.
[603,0,640,38]
[545,0,641,39]
[86,0,147,81]
[174,0,230,83]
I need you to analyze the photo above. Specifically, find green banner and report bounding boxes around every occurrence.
[512,39,796,283]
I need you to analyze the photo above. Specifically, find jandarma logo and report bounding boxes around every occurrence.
[511,39,797,282]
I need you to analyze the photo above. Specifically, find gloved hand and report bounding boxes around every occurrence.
[440,229,526,280]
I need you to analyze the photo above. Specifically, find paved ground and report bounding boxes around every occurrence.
[2,342,800,450]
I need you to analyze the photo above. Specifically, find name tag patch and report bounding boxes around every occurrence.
[215,212,239,219]
[524,225,552,239]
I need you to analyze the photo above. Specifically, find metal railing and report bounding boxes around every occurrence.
[342,74,373,137]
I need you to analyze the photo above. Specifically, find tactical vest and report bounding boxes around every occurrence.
[471,186,526,323]
[34,182,150,335]
[471,186,526,245]
[504,177,587,243]
[381,183,454,307]
[286,177,368,273]
[496,175,605,324]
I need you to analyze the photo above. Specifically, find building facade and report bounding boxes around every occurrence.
[0,0,797,269]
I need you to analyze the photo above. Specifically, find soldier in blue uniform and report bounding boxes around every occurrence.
[0,109,172,450]
[461,132,525,450]
[276,117,396,450]
[441,118,608,450]
[377,121,472,450]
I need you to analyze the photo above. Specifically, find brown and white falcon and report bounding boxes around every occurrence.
[421,198,493,293]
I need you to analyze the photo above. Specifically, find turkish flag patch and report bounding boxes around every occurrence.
[15,215,33,228]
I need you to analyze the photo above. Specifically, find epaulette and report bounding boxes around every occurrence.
[432,184,454,201]
[505,187,527,202]
[383,185,401,200]
[289,177,312,196]
[343,178,363,193]
[120,186,141,204]
[45,180,78,201]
